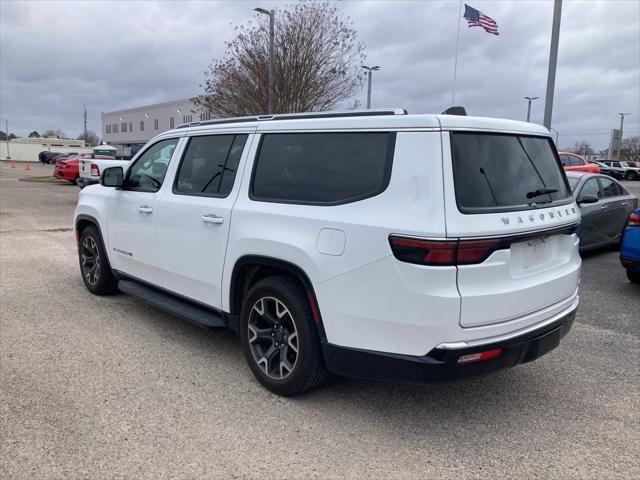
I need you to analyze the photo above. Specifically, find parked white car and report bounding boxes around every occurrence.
[74,109,581,395]
[77,156,130,188]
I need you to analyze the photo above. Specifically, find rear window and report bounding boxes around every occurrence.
[251,132,395,205]
[451,132,571,213]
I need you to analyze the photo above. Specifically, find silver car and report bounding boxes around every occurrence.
[567,172,638,250]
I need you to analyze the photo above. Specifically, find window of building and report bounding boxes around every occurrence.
[154,119,159,130]
[170,117,174,129]
[106,125,111,134]
[199,113,213,121]
[251,132,396,205]
[174,134,248,197]
[183,115,193,124]
[140,120,144,131]
[129,121,132,133]
[121,122,127,133]
[113,124,119,133]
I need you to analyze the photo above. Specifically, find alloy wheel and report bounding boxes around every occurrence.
[81,236,101,286]
[247,296,299,380]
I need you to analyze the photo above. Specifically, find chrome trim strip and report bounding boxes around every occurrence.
[435,296,579,350]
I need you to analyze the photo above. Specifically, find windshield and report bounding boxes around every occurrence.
[451,132,571,213]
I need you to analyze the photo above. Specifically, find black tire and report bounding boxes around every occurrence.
[624,171,636,181]
[627,268,640,284]
[78,226,118,295]
[240,276,328,396]
[70,175,79,185]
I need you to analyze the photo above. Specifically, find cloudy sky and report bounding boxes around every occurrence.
[1,0,638,150]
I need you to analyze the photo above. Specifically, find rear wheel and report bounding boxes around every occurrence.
[79,226,118,295]
[624,171,637,181]
[627,268,640,284]
[240,276,328,396]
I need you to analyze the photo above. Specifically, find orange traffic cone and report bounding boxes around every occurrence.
[24,162,31,171]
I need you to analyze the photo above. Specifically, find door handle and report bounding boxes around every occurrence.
[621,202,628,206]
[138,205,153,213]
[202,214,224,224]
[599,205,608,210]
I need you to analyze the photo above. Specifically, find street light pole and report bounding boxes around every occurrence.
[361,65,381,109]
[616,112,630,160]
[543,0,562,129]
[524,96,539,122]
[254,7,275,114]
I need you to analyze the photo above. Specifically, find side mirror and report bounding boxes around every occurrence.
[577,193,599,205]
[101,166,123,187]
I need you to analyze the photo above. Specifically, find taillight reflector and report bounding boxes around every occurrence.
[457,348,502,364]
[389,236,502,266]
[628,213,640,226]
[91,163,100,176]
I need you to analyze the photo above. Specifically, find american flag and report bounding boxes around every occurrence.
[463,4,499,36]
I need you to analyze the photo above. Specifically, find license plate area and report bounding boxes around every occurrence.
[510,235,559,275]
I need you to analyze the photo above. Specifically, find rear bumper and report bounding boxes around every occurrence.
[77,177,98,188]
[321,305,576,383]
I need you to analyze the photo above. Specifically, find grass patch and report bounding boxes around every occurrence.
[18,176,68,183]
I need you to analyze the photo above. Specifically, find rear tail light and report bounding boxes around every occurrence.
[91,163,100,176]
[457,348,502,364]
[628,213,640,226]
[389,236,502,266]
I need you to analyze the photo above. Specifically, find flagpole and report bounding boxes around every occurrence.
[451,0,463,105]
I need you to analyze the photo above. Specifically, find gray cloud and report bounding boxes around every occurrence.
[1,0,638,150]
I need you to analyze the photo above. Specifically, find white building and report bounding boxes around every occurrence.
[1,136,91,162]
[101,98,213,156]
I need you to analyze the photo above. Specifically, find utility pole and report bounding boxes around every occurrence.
[543,0,562,129]
[524,96,539,122]
[5,119,10,159]
[583,144,589,158]
[83,105,88,145]
[362,65,381,109]
[616,112,630,160]
[254,8,275,114]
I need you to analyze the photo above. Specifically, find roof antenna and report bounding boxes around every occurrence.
[442,106,467,116]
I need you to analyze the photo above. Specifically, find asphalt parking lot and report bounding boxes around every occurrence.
[1,161,638,479]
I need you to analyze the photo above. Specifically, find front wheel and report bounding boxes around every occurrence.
[78,226,118,295]
[240,277,328,396]
[627,268,640,284]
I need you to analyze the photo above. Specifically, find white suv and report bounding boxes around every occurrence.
[74,109,581,395]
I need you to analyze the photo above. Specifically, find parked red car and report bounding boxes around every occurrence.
[53,155,114,184]
[558,151,600,174]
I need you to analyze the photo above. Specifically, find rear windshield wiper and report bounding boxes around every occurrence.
[526,188,559,199]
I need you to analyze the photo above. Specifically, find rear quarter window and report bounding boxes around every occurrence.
[251,132,395,205]
[451,132,571,213]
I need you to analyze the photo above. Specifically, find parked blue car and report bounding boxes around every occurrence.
[620,208,640,284]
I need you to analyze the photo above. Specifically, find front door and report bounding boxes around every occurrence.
[107,137,181,281]
[155,132,253,308]
[576,177,607,248]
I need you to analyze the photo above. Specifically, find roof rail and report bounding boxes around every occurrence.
[176,108,408,129]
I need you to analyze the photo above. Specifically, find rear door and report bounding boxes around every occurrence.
[598,176,631,241]
[442,131,581,328]
[154,130,254,308]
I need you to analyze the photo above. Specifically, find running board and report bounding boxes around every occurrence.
[118,279,228,329]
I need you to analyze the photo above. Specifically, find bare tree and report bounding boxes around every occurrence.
[572,141,594,156]
[194,2,365,117]
[77,130,100,147]
[620,136,640,163]
[44,129,66,139]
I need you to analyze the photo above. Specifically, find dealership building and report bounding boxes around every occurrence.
[101,97,213,156]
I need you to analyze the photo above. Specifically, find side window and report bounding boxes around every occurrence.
[579,178,600,200]
[568,155,582,166]
[252,132,395,205]
[174,134,248,197]
[599,177,621,198]
[124,138,179,192]
[559,155,569,166]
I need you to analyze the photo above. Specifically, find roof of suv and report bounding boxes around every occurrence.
[173,109,550,137]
